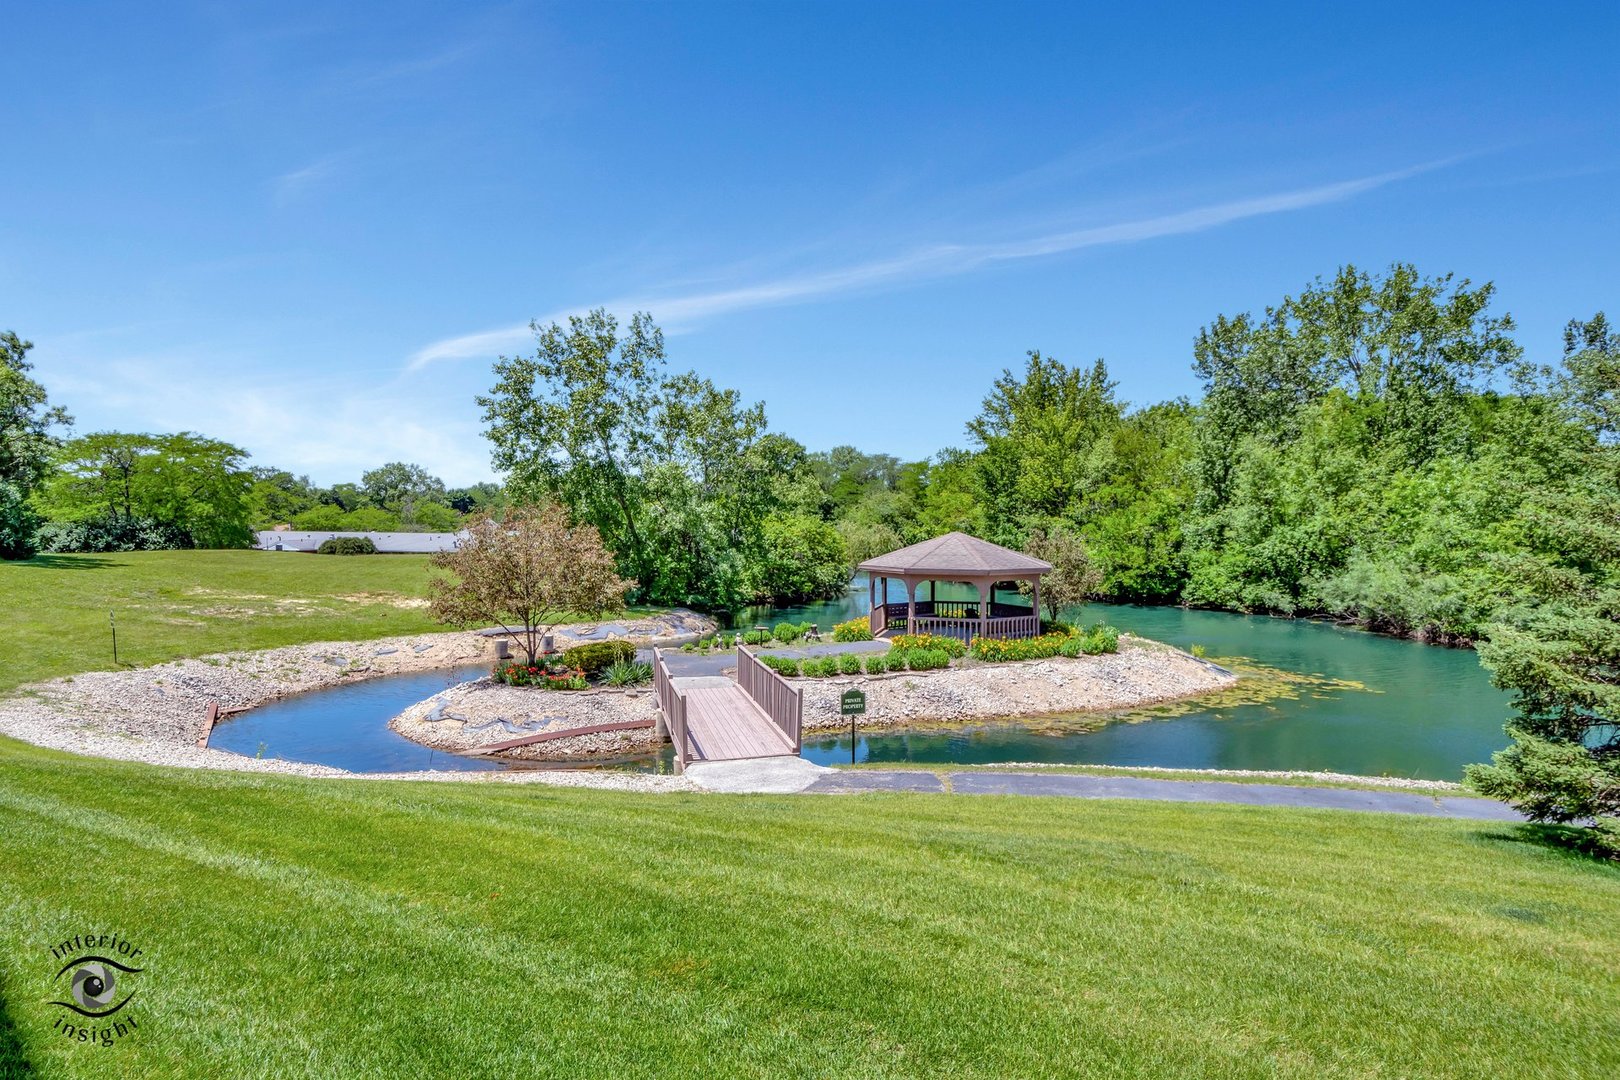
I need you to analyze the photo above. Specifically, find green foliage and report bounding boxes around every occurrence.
[34,515,194,553]
[897,647,951,671]
[1019,525,1103,620]
[837,651,865,675]
[1081,624,1120,654]
[493,662,588,689]
[602,660,653,687]
[832,616,873,642]
[741,629,772,646]
[887,633,968,658]
[0,330,70,559]
[479,308,818,610]
[970,632,1072,662]
[561,640,637,677]
[773,620,814,643]
[317,536,378,555]
[861,652,890,675]
[1041,620,1075,636]
[36,431,254,549]
[753,514,850,603]
[801,655,841,678]
[758,654,801,677]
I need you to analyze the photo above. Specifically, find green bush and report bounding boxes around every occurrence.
[741,629,772,646]
[887,633,967,659]
[837,652,864,675]
[1058,635,1086,658]
[802,656,841,678]
[904,648,951,671]
[862,653,890,675]
[832,617,874,642]
[1080,624,1120,654]
[561,640,637,677]
[316,536,378,555]
[1041,619,1075,636]
[602,660,653,687]
[759,654,801,677]
[771,620,817,644]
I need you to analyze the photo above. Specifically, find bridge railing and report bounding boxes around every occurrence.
[736,646,801,751]
[653,648,690,769]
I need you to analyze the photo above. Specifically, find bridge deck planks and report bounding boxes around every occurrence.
[682,685,796,763]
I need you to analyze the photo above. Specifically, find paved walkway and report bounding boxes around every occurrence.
[777,769,1520,820]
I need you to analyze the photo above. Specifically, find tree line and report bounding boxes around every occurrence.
[3,261,1616,849]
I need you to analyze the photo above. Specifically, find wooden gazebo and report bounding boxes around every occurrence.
[860,532,1052,641]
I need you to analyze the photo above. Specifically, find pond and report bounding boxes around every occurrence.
[211,578,1513,780]
[741,580,1513,781]
[209,664,513,773]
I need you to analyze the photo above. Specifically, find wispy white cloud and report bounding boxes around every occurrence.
[271,151,353,205]
[405,161,1444,372]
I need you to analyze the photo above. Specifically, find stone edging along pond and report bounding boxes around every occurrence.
[0,625,1234,785]
[389,636,1240,762]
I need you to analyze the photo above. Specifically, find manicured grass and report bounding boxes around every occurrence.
[0,737,1615,1078]
[850,762,1488,795]
[0,551,661,693]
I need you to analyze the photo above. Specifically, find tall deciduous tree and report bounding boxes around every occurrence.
[428,504,634,664]
[479,309,808,609]
[36,431,253,549]
[361,462,448,524]
[0,330,71,558]
[1019,525,1103,622]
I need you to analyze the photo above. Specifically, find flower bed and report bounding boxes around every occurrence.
[493,663,589,690]
[886,633,968,658]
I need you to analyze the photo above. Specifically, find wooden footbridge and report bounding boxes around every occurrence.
[653,647,802,771]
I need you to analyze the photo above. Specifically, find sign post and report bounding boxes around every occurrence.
[839,689,867,765]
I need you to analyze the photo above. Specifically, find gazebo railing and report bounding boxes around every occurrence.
[875,602,1041,641]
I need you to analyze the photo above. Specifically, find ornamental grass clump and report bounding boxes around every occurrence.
[832,617,874,642]
[602,660,653,687]
[903,648,951,671]
[862,653,890,675]
[802,656,841,678]
[837,652,864,675]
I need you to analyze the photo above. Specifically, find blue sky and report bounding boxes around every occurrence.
[5,2,1617,486]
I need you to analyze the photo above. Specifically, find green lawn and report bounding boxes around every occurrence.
[0,737,1615,1078]
[0,550,446,692]
[0,550,662,693]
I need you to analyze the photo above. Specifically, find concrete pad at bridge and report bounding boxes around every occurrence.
[685,756,832,794]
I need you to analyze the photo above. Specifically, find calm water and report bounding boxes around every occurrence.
[212,578,1513,779]
[745,580,1513,780]
[209,664,511,773]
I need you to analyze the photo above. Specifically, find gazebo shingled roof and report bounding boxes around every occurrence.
[857,531,1052,576]
[858,532,1051,641]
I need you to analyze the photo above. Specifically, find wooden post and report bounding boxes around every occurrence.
[978,577,989,640]
[905,577,916,634]
[1031,576,1041,636]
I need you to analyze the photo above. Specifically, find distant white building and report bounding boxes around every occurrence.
[254,530,464,554]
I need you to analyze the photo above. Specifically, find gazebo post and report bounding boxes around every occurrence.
[1031,576,1041,635]
[978,576,990,640]
[905,577,916,634]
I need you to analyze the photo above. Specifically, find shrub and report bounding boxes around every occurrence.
[602,660,653,687]
[862,653,890,675]
[887,633,967,659]
[837,652,864,675]
[969,632,1071,663]
[317,536,378,555]
[773,621,816,643]
[741,629,772,646]
[1058,635,1086,658]
[799,656,837,678]
[832,617,874,642]
[36,514,194,553]
[561,640,637,677]
[1080,624,1120,655]
[759,654,801,677]
[1041,619,1076,637]
[905,648,951,671]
